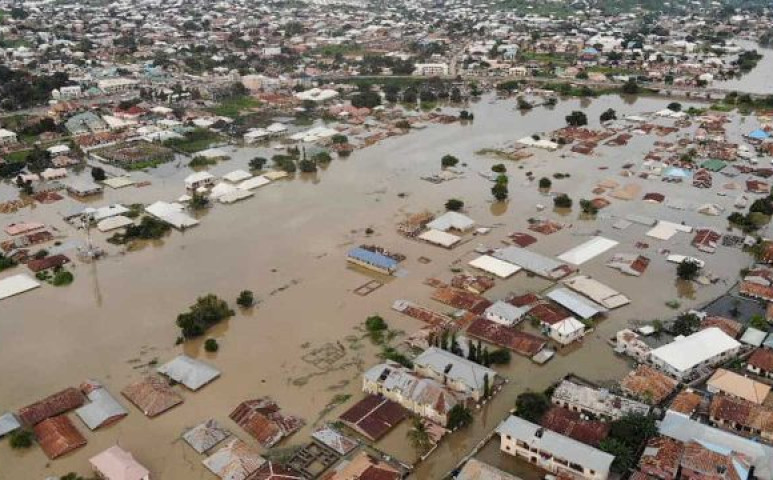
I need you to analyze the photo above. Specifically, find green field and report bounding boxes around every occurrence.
[164,129,224,154]
[209,95,261,118]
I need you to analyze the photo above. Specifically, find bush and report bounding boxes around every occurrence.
[491,163,506,173]
[236,290,254,308]
[249,157,267,170]
[365,315,387,333]
[446,404,473,430]
[488,348,511,365]
[9,429,34,449]
[331,134,348,144]
[204,338,219,352]
[52,270,74,286]
[565,110,587,127]
[176,294,235,338]
[445,198,464,211]
[667,102,682,112]
[672,312,700,336]
[491,182,508,201]
[299,159,317,172]
[676,260,700,281]
[91,167,106,182]
[600,108,617,122]
[553,193,573,209]
[312,151,332,164]
[441,154,459,168]
[580,199,598,215]
[538,177,552,189]
[515,392,550,423]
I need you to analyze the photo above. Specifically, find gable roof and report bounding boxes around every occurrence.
[121,376,183,417]
[183,419,230,454]
[156,355,221,391]
[18,387,85,426]
[34,415,87,459]
[89,445,150,480]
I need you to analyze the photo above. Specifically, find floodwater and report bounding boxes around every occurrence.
[715,40,773,95]
[0,93,757,479]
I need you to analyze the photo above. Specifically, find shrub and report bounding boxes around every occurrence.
[9,429,33,449]
[52,270,74,286]
[236,290,254,308]
[176,294,235,338]
[441,154,459,168]
[538,177,552,189]
[445,198,464,211]
[553,193,573,209]
[204,338,219,352]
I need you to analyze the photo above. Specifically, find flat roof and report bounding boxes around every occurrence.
[418,229,461,247]
[562,275,630,309]
[468,255,521,278]
[157,355,221,391]
[492,247,570,280]
[650,328,740,374]
[347,247,399,270]
[0,274,41,301]
[557,236,618,265]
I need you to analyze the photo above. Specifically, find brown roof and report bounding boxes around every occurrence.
[620,366,678,405]
[431,287,492,314]
[508,293,540,308]
[700,316,743,339]
[230,397,305,448]
[121,376,183,417]
[465,317,545,357]
[749,348,773,373]
[339,395,408,441]
[539,406,609,447]
[739,281,773,301]
[681,440,749,480]
[34,415,87,459]
[509,232,537,248]
[528,302,571,326]
[26,254,70,273]
[638,436,683,480]
[18,387,85,426]
[709,394,773,434]
[668,390,702,416]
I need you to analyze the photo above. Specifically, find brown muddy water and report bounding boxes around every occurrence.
[0,94,759,479]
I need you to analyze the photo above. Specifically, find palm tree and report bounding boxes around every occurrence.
[407,418,432,454]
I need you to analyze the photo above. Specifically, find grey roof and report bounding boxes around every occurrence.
[741,327,768,347]
[492,247,568,279]
[0,413,21,437]
[659,411,773,479]
[496,415,614,476]
[426,211,475,232]
[183,419,230,454]
[546,288,607,319]
[484,301,528,324]
[414,347,497,393]
[157,355,221,391]
[311,425,358,456]
[75,387,128,430]
[202,438,265,480]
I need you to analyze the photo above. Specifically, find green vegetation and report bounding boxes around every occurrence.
[365,315,388,343]
[312,151,332,164]
[599,438,636,473]
[491,164,507,174]
[189,156,218,168]
[9,429,34,449]
[299,159,317,173]
[600,108,617,122]
[176,294,235,338]
[236,290,254,308]
[52,269,74,286]
[515,391,550,423]
[672,312,700,336]
[676,260,701,281]
[249,157,267,171]
[273,154,297,173]
[0,66,69,110]
[441,154,459,168]
[538,177,552,190]
[209,95,261,118]
[91,167,107,182]
[491,180,508,201]
[0,252,17,272]
[164,129,223,154]
[565,110,588,127]
[204,338,219,352]
[488,348,511,365]
[553,194,573,209]
[580,199,598,216]
[447,404,473,430]
[445,198,464,211]
[331,134,348,144]
[407,418,432,455]
[600,413,658,473]
[750,314,769,331]
[107,216,171,245]
[380,346,413,368]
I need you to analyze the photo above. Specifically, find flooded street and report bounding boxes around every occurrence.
[715,40,773,95]
[0,94,755,479]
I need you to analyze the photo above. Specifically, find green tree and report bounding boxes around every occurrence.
[750,314,769,331]
[331,134,348,144]
[299,159,317,173]
[9,429,33,449]
[491,164,506,173]
[676,260,700,281]
[488,348,511,365]
[441,154,459,168]
[553,194,572,209]
[599,438,635,473]
[672,312,700,336]
[515,392,550,423]
[91,167,107,182]
[580,199,598,215]
[249,157,267,170]
[204,338,219,352]
[176,294,235,338]
[565,111,588,127]
[491,182,508,201]
[445,198,464,211]
[407,418,432,454]
[622,78,640,95]
[312,151,332,164]
[447,404,473,430]
[236,290,254,308]
[600,108,617,122]
[608,413,657,449]
[538,177,552,190]
[667,102,682,112]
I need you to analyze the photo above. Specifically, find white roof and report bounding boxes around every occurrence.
[0,274,40,301]
[218,189,253,204]
[184,171,215,185]
[92,204,130,221]
[426,212,475,232]
[97,216,134,232]
[0,128,16,138]
[741,327,767,346]
[492,247,569,280]
[484,301,528,326]
[89,446,149,480]
[0,413,21,437]
[103,177,135,189]
[650,328,740,374]
[496,415,613,476]
[76,387,128,430]
[157,355,220,391]
[209,182,238,199]
[550,316,586,336]
[222,170,252,183]
[145,201,199,230]
[237,176,271,191]
[563,275,630,309]
[468,255,521,278]
[557,236,618,265]
[646,221,693,241]
[546,288,607,319]
[418,229,461,247]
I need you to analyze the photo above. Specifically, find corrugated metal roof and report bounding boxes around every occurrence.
[0,413,21,437]
[157,355,220,391]
[183,419,230,454]
[347,247,398,270]
[75,386,128,430]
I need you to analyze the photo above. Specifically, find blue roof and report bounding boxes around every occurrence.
[749,129,770,140]
[347,247,398,270]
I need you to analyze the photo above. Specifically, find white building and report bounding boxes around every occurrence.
[97,78,140,93]
[0,128,18,145]
[413,347,496,401]
[483,301,527,327]
[414,63,449,76]
[496,415,614,480]
[649,327,741,379]
[551,379,650,421]
[184,171,216,190]
[548,317,586,345]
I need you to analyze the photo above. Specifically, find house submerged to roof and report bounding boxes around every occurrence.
[156,355,221,391]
